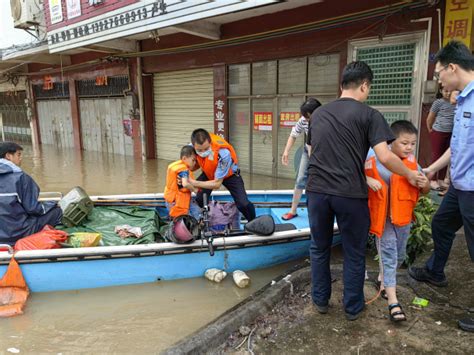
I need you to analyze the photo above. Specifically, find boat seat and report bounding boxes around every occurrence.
[270,207,308,229]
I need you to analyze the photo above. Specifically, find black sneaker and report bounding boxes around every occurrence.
[345,309,363,321]
[313,303,328,314]
[408,266,448,287]
[459,317,474,332]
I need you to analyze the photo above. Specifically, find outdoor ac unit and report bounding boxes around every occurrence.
[10,0,42,29]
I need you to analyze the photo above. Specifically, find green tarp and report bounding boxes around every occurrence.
[59,206,168,246]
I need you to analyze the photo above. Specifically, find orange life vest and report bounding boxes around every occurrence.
[164,160,194,218]
[196,133,238,180]
[365,154,419,238]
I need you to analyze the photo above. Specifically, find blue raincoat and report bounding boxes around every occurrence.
[0,158,61,245]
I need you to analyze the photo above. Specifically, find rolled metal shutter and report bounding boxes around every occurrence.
[153,68,214,161]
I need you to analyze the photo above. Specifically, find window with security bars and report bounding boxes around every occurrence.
[357,44,415,106]
[77,76,129,97]
[380,111,408,125]
[33,82,69,99]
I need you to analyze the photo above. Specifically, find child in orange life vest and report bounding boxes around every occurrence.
[365,120,430,322]
[164,145,200,220]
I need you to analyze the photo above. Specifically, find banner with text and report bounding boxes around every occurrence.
[443,0,473,48]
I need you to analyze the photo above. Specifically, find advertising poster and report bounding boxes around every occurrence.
[49,0,63,24]
[67,0,82,20]
[279,112,301,127]
[253,112,273,131]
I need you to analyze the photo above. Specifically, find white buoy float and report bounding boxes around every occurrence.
[233,270,250,288]
[204,268,227,283]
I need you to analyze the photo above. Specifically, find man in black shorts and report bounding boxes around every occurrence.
[307,61,422,320]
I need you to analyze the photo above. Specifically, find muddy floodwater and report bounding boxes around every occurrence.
[22,145,294,196]
[1,145,298,353]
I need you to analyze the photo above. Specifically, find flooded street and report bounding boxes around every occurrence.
[1,144,298,353]
[23,145,294,196]
[1,262,301,353]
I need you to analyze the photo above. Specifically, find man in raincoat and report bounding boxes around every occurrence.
[0,142,62,246]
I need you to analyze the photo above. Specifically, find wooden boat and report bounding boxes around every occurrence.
[0,190,340,292]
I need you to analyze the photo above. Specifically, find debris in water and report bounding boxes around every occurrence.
[7,348,20,354]
[435,321,442,325]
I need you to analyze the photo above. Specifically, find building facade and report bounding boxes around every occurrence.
[3,0,472,178]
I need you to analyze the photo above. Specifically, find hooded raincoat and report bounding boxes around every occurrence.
[0,159,61,245]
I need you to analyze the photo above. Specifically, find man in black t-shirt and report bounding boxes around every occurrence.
[307,61,421,320]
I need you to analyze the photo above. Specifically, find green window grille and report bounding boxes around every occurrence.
[380,111,408,125]
[357,44,415,106]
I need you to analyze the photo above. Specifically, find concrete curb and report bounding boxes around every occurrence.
[163,265,312,355]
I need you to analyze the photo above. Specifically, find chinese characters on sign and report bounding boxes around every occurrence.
[253,112,273,131]
[48,2,168,46]
[49,0,63,24]
[214,98,226,139]
[66,0,82,20]
[279,112,301,127]
[444,0,473,48]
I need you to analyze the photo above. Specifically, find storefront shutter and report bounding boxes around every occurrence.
[37,100,74,148]
[80,97,134,156]
[153,68,214,161]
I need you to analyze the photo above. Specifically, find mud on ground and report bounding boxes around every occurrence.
[219,235,473,354]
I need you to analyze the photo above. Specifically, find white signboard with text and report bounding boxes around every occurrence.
[66,0,82,20]
[48,0,279,53]
[49,0,63,24]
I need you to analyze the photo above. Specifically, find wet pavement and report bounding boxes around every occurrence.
[215,232,473,354]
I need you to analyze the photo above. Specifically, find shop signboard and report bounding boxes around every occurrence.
[443,0,473,48]
[279,112,300,127]
[48,0,279,53]
[214,98,226,139]
[253,112,273,131]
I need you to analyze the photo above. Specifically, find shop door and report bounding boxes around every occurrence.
[153,68,214,161]
[37,100,74,148]
[79,97,134,156]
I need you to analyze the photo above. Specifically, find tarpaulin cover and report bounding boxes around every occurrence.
[59,206,166,246]
[0,257,29,318]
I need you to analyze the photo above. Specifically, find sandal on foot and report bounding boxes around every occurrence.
[375,280,388,300]
[389,303,407,323]
[282,212,298,220]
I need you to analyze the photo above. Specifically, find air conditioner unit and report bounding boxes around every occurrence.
[10,0,42,29]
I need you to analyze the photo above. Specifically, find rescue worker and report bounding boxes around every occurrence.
[0,142,62,246]
[164,145,200,219]
[188,128,256,222]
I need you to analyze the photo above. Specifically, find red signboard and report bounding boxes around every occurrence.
[253,112,273,131]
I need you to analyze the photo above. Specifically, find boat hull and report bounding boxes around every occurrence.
[0,190,340,292]
[2,239,314,292]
